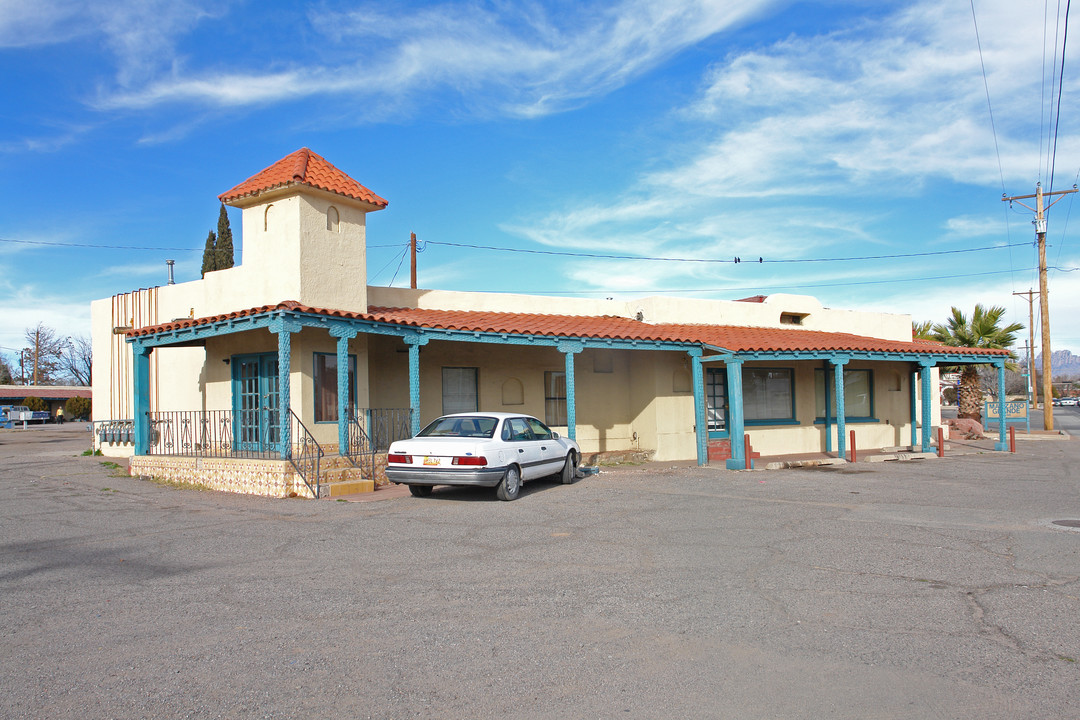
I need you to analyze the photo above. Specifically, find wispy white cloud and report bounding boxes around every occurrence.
[504,0,1078,302]
[943,215,1010,239]
[95,0,778,116]
[0,287,91,355]
[0,0,87,48]
[0,1,221,84]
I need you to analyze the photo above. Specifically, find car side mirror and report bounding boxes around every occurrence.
[552,431,560,439]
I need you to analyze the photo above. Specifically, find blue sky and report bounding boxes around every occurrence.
[2,0,1079,370]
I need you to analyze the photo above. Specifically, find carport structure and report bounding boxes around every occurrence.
[127,300,1011,473]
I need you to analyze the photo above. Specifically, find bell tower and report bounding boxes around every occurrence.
[218,148,388,312]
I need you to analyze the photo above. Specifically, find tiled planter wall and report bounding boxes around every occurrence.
[129,456,315,498]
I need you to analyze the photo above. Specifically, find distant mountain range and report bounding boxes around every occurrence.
[1024,349,1080,379]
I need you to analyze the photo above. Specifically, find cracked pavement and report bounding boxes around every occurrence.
[2,425,1078,718]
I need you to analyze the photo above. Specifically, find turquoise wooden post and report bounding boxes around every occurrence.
[331,326,357,456]
[725,358,746,470]
[404,334,428,436]
[995,361,1008,451]
[132,342,151,456]
[833,357,848,461]
[920,361,934,452]
[909,367,919,449]
[689,349,706,466]
[558,341,583,440]
[271,317,301,460]
[822,361,832,454]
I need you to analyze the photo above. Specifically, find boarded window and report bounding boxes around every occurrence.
[442,367,478,415]
[815,368,874,419]
[744,368,794,423]
[545,371,567,426]
[313,352,356,423]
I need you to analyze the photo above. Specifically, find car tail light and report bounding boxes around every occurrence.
[388,453,412,464]
[451,455,487,466]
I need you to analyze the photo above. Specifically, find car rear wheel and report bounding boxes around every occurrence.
[497,465,521,501]
[409,485,433,497]
[560,453,577,484]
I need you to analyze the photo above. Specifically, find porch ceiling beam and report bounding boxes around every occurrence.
[129,314,274,348]
[733,350,1006,364]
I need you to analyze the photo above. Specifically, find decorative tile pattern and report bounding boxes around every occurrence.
[129,456,317,499]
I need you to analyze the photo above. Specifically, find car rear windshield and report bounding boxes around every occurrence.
[417,416,498,438]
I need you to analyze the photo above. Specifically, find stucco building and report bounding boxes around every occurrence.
[91,149,1010,498]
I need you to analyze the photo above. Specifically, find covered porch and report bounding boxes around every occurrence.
[122,301,1012,497]
[699,348,1011,470]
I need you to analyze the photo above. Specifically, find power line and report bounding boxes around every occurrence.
[0,237,199,252]
[491,265,1066,296]
[420,239,1030,264]
[1049,0,1072,193]
[6,232,1032,267]
[0,237,406,253]
[970,0,1007,193]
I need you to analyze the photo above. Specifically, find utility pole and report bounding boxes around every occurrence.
[410,232,417,290]
[1012,289,1038,408]
[1003,182,1078,431]
[32,328,40,386]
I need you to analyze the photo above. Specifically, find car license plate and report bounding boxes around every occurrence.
[423,456,441,466]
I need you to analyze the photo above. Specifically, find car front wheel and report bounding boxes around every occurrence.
[497,465,521,501]
[560,453,577,484]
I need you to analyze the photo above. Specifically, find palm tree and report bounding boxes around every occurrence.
[912,320,934,340]
[930,304,1023,422]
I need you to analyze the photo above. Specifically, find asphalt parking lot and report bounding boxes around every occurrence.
[2,425,1079,719]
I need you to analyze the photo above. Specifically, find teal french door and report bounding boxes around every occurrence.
[706,368,729,439]
[232,353,281,453]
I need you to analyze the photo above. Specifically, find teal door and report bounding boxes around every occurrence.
[232,353,281,453]
[706,368,728,439]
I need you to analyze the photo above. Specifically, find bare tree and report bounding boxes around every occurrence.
[22,322,68,385]
[61,334,92,386]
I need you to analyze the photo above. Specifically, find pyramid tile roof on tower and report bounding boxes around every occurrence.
[218,148,388,208]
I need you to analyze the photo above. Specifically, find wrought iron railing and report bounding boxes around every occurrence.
[344,413,377,479]
[143,410,324,497]
[147,411,235,457]
[287,409,323,498]
[362,408,413,450]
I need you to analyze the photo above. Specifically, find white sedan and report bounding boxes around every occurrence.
[385,412,581,501]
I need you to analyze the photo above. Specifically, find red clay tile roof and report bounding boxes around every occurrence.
[128,300,1008,358]
[0,386,91,400]
[218,148,388,208]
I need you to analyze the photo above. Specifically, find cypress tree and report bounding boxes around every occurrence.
[201,229,217,277]
[216,204,234,270]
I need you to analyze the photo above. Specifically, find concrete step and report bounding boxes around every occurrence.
[318,466,375,497]
[321,478,375,497]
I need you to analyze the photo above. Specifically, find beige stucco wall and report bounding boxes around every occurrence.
[91,187,376,445]
[367,288,915,342]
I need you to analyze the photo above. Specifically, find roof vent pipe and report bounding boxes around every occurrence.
[166,259,175,285]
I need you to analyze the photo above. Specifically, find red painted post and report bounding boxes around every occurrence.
[849,429,856,463]
[744,434,752,470]
[937,426,945,457]
[1009,425,1016,453]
